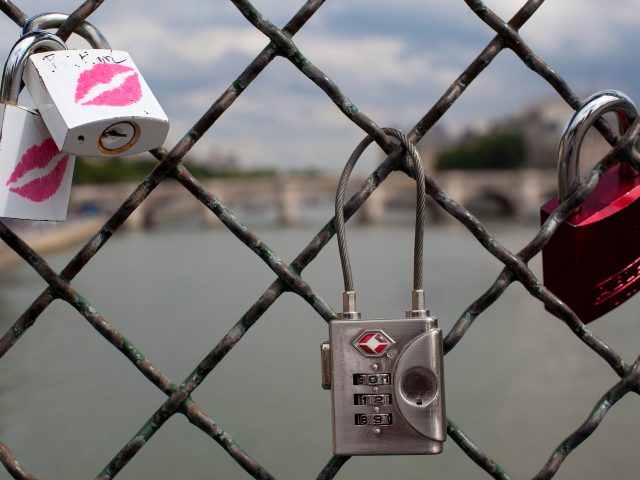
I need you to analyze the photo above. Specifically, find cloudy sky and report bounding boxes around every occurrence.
[1,0,639,170]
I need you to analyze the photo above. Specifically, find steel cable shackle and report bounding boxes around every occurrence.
[335,128,427,304]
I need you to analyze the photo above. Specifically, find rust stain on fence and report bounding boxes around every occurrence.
[0,0,639,479]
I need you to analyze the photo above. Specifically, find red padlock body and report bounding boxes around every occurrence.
[540,163,640,323]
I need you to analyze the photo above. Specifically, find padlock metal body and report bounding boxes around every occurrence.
[540,163,640,322]
[24,49,169,156]
[326,317,445,455]
[0,104,74,220]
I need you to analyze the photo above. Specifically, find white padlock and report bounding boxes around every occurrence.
[0,30,73,221]
[22,17,169,157]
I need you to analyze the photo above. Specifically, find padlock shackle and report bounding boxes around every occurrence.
[1,30,67,104]
[559,90,638,201]
[21,12,111,49]
[335,128,427,295]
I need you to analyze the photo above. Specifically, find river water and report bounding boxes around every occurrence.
[0,220,638,479]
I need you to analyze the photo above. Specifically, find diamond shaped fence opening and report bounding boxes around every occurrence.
[0,1,639,479]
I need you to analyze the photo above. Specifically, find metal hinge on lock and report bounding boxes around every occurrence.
[22,12,169,157]
[321,128,446,456]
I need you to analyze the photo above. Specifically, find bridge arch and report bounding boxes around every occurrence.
[463,189,517,218]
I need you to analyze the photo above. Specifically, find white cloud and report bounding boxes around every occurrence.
[298,34,458,88]
[96,20,268,72]
[176,85,362,166]
[480,0,638,57]
[96,13,458,95]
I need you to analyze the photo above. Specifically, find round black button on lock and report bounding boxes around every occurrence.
[400,367,438,406]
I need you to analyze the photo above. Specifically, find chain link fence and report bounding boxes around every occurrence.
[0,0,639,478]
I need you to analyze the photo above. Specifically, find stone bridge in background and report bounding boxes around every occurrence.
[70,169,558,230]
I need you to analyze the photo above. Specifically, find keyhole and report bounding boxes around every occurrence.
[105,129,128,139]
[98,121,140,154]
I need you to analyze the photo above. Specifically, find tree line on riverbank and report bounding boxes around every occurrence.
[73,156,275,184]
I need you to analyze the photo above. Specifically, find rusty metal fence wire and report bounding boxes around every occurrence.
[0,0,639,478]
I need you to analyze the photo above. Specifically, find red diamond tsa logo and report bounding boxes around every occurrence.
[353,330,395,357]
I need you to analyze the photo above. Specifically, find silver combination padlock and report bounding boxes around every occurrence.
[321,128,446,455]
[22,14,169,156]
[0,30,72,220]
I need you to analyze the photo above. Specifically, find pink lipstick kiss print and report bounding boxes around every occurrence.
[75,63,142,107]
[6,138,70,202]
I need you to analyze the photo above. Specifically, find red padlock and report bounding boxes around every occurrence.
[540,90,640,323]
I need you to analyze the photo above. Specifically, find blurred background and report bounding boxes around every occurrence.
[0,1,639,479]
